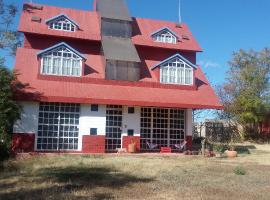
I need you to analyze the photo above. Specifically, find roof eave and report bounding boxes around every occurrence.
[45,13,80,28]
[37,42,87,60]
[151,53,197,70]
[151,27,180,39]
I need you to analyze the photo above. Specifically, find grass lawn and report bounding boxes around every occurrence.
[1,143,270,200]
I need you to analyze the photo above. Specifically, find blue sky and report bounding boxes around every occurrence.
[4,0,270,87]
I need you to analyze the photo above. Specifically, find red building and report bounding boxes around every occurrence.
[12,0,222,153]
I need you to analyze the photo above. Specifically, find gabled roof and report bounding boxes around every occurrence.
[151,27,180,39]
[102,37,141,62]
[19,4,202,52]
[45,13,80,28]
[151,54,197,70]
[14,48,223,109]
[37,42,87,60]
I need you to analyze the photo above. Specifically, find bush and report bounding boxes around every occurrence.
[234,166,246,175]
[0,142,10,162]
[213,144,225,153]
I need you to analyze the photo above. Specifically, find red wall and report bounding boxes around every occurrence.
[82,135,105,153]
[186,136,192,150]
[12,133,35,153]
[24,34,197,85]
[24,34,101,54]
[122,136,140,152]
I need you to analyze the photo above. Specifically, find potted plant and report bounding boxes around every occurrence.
[213,144,225,158]
[128,140,136,153]
[225,137,238,158]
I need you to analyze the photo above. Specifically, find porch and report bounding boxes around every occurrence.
[13,102,194,154]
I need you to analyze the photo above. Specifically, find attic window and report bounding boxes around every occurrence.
[38,43,86,77]
[46,15,78,32]
[151,28,179,44]
[160,57,193,85]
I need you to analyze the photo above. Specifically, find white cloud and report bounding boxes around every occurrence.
[198,60,220,68]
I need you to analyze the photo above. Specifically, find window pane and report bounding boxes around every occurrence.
[41,46,82,77]
[160,58,193,85]
[153,30,177,44]
[48,17,76,32]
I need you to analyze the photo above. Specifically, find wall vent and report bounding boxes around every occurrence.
[182,35,190,40]
[31,16,41,22]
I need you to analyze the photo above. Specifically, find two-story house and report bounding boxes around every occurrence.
[12,0,222,153]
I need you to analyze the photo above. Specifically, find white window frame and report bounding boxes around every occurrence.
[48,16,77,32]
[40,46,83,77]
[153,30,177,44]
[160,58,193,85]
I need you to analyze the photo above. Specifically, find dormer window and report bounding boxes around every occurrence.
[151,54,197,85]
[151,27,179,44]
[37,42,86,77]
[46,14,79,32]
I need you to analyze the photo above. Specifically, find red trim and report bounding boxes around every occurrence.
[17,96,222,109]
[37,74,198,91]
[12,133,35,153]
[186,136,192,150]
[82,135,105,153]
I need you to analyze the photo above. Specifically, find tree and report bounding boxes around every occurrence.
[0,63,22,159]
[218,48,270,139]
[0,0,22,55]
[0,0,22,160]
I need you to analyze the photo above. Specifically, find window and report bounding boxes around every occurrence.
[41,45,83,77]
[152,30,177,44]
[37,102,80,151]
[160,58,193,85]
[106,60,140,81]
[105,105,123,151]
[91,104,99,112]
[48,16,76,32]
[127,129,134,136]
[140,107,185,150]
[90,128,98,135]
[128,107,135,114]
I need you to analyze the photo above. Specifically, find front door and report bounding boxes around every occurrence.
[105,105,123,151]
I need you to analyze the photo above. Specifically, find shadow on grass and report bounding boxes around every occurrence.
[0,165,154,200]
[39,166,153,188]
[234,145,256,155]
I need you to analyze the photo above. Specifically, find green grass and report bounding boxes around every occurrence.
[1,144,270,200]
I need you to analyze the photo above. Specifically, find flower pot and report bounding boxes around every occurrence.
[226,150,237,158]
[128,143,136,153]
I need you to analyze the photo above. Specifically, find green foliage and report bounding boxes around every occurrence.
[218,48,270,139]
[0,0,22,55]
[233,166,246,175]
[0,65,22,160]
[213,143,225,153]
[0,1,22,161]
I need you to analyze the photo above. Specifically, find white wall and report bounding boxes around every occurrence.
[13,102,39,134]
[79,104,106,136]
[122,106,141,136]
[186,109,193,137]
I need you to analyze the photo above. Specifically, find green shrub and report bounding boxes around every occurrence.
[213,144,225,153]
[0,142,10,162]
[234,166,246,175]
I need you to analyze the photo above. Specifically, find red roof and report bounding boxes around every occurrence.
[19,3,202,52]
[19,4,101,41]
[14,48,222,109]
[132,18,202,52]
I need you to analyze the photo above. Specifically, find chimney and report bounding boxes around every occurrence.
[93,0,97,11]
